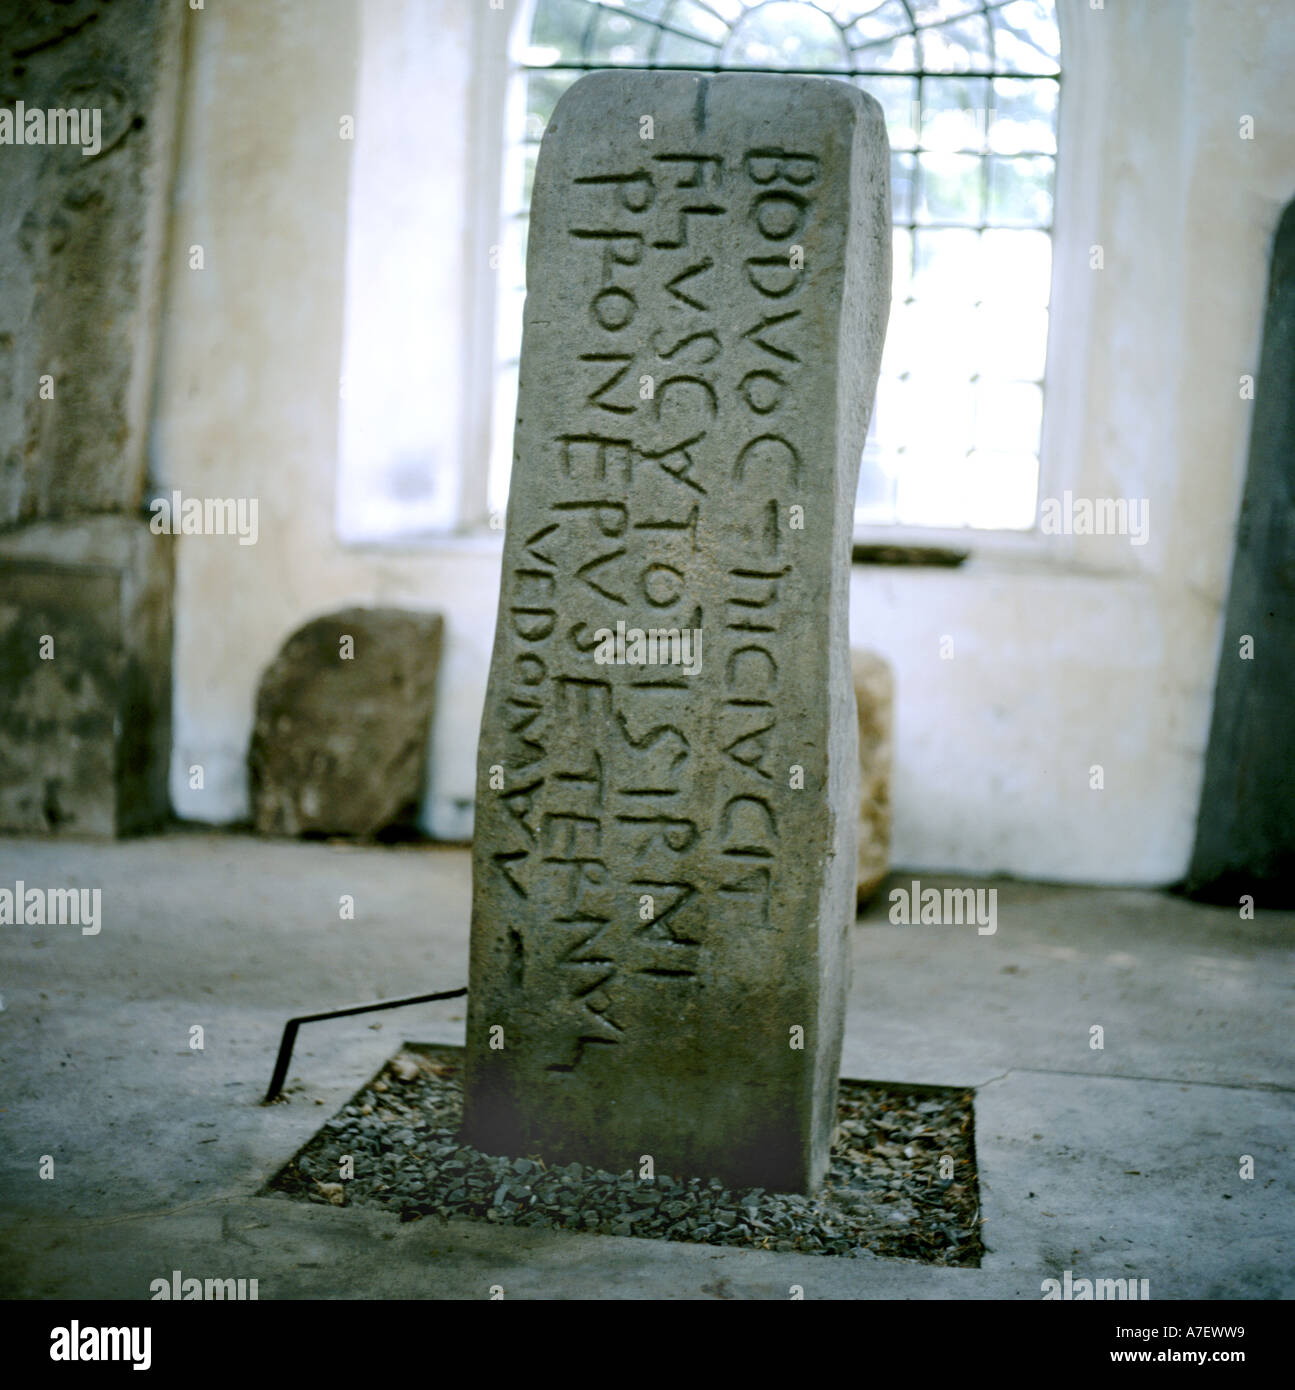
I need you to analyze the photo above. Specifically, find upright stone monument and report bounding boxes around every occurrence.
[0,0,186,838]
[464,72,890,1193]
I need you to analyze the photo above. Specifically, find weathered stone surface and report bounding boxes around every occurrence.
[0,515,173,836]
[1187,198,1295,905]
[852,649,893,905]
[249,608,443,839]
[0,0,186,527]
[464,72,890,1193]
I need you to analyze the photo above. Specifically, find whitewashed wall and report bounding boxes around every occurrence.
[151,0,1295,880]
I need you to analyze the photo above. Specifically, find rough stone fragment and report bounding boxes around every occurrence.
[852,649,893,905]
[464,72,890,1193]
[0,0,186,527]
[249,608,443,838]
[0,515,173,837]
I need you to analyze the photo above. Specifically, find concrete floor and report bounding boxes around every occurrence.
[0,831,1290,1299]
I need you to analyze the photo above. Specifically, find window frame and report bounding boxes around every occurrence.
[457,0,1102,565]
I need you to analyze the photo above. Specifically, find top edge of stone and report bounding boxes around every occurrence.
[548,68,883,127]
[282,606,445,628]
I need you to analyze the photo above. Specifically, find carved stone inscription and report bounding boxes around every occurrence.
[464,72,890,1193]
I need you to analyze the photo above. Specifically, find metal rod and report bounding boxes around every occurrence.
[263,987,467,1103]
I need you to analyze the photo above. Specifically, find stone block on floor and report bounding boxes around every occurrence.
[249,607,443,839]
[852,648,893,906]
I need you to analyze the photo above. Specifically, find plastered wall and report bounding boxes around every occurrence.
[151,0,1295,880]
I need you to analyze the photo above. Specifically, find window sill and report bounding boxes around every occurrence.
[851,522,1152,579]
[853,520,1039,557]
[335,526,504,556]
[335,523,1146,581]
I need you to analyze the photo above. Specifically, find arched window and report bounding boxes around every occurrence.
[491,0,1061,531]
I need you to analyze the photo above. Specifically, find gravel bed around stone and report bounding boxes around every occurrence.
[264,1045,983,1265]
